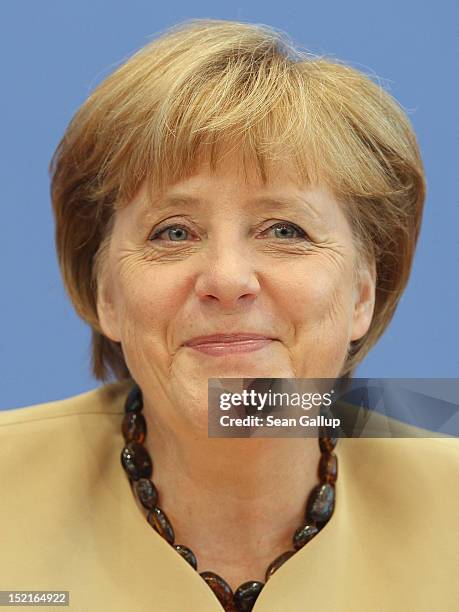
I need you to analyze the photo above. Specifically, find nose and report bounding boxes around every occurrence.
[194,242,261,310]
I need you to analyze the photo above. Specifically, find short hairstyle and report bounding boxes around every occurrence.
[49,19,425,382]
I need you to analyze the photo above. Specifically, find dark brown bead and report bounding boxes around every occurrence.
[318,452,338,484]
[125,385,143,413]
[147,506,175,544]
[122,412,147,444]
[174,544,197,570]
[265,550,295,582]
[200,571,234,609]
[134,478,158,510]
[234,581,264,611]
[306,483,335,523]
[120,442,152,481]
[319,436,338,453]
[293,524,319,550]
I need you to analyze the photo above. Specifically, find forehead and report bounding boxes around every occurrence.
[127,145,335,212]
[191,144,303,185]
[118,140,313,206]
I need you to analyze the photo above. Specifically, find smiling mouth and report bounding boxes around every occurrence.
[184,336,274,356]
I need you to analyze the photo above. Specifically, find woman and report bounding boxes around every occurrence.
[1,19,457,612]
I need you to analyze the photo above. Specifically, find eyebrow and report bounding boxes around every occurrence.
[140,193,324,222]
[248,196,323,222]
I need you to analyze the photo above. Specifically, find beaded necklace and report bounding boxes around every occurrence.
[120,385,337,612]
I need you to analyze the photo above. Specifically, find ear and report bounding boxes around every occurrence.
[350,258,376,342]
[96,266,122,343]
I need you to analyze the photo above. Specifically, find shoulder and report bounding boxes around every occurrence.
[0,379,133,428]
[339,435,459,543]
[335,436,459,608]
[0,379,133,526]
[340,435,459,486]
[0,379,133,488]
[0,378,165,606]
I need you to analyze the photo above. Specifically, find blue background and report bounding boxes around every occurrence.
[1,0,457,410]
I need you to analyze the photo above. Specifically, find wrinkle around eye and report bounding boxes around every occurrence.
[310,240,353,273]
[142,240,201,263]
[256,237,335,257]
[112,246,151,279]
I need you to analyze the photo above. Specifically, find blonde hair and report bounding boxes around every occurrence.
[49,19,425,381]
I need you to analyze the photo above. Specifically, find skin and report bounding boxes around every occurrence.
[97,148,376,590]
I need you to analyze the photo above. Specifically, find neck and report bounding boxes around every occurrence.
[142,404,321,589]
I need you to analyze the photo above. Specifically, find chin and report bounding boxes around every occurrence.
[179,348,294,379]
[193,361,294,380]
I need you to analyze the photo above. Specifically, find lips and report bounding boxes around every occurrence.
[183,333,274,356]
[184,333,273,346]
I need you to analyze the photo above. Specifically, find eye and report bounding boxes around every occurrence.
[263,222,307,240]
[149,224,191,242]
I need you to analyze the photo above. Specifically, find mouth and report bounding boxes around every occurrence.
[183,334,275,356]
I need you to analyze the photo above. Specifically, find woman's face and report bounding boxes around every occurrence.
[97,150,375,428]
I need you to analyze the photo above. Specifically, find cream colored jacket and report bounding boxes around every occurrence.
[0,381,458,611]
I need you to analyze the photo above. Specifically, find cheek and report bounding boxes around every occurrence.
[115,267,189,356]
[277,259,354,327]
[274,258,355,376]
